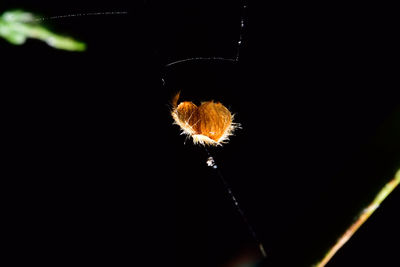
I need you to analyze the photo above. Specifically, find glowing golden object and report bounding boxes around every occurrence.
[171,92,239,146]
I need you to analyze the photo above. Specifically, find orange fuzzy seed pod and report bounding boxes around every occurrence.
[171,93,239,146]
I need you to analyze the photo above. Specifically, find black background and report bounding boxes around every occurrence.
[2,1,399,266]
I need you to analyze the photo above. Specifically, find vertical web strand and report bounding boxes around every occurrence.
[236,0,247,61]
[204,147,267,258]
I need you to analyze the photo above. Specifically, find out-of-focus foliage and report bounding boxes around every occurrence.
[0,10,86,51]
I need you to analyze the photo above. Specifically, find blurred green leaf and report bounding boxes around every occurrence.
[0,10,86,51]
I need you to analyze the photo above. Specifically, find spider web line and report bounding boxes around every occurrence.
[164,0,247,69]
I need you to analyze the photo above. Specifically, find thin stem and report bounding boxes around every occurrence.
[204,147,267,258]
[314,169,400,267]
